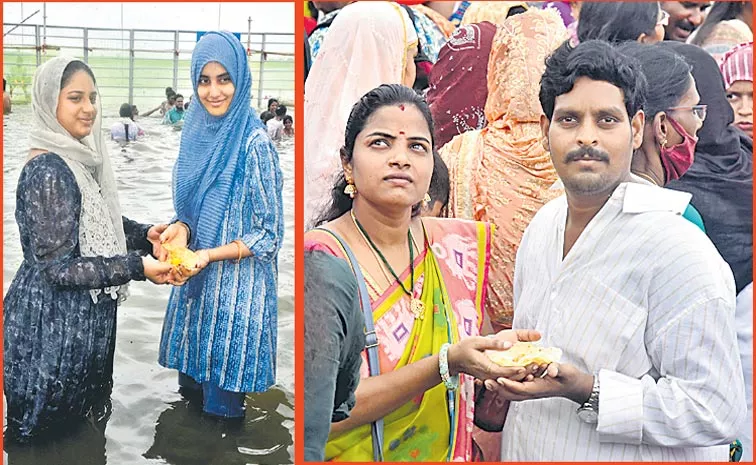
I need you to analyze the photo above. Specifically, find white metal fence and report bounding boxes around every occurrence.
[3,23,294,113]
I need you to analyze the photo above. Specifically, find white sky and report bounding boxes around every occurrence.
[3,2,294,34]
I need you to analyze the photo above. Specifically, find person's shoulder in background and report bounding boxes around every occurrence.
[303,250,365,462]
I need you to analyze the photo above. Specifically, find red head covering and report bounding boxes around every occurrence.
[720,41,753,88]
[426,21,498,149]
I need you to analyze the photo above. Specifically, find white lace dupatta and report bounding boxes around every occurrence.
[28,57,129,303]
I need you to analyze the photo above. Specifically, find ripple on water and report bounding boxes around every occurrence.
[3,106,294,464]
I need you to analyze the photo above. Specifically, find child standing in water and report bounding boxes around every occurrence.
[283,115,294,137]
[158,31,284,418]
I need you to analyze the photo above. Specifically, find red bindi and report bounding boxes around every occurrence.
[399,131,405,135]
[399,104,405,111]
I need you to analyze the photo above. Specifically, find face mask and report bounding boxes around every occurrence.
[659,116,697,184]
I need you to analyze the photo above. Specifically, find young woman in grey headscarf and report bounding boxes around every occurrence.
[3,56,176,442]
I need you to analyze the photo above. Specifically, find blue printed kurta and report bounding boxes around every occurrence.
[158,127,284,393]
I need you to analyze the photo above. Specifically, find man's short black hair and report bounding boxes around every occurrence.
[275,105,287,117]
[174,93,184,100]
[539,40,647,121]
[260,110,275,123]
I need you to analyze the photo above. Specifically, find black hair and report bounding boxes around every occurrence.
[617,42,693,121]
[577,2,660,43]
[165,87,175,97]
[119,102,134,118]
[3,78,6,91]
[539,40,647,121]
[174,93,184,100]
[268,98,279,108]
[275,105,287,117]
[428,149,449,212]
[60,60,96,89]
[308,1,319,21]
[690,1,749,46]
[312,84,435,227]
[283,115,293,124]
[507,5,527,17]
[260,110,275,123]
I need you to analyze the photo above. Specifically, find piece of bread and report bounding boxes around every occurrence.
[162,243,199,270]
[485,342,562,367]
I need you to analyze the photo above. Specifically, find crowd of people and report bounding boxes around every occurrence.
[262,98,294,141]
[304,1,753,462]
[108,87,187,143]
[4,31,284,447]
[107,88,293,144]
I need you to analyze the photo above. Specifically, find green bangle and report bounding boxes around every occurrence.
[439,343,459,390]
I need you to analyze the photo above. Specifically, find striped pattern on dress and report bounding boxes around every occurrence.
[502,183,745,461]
[159,128,284,393]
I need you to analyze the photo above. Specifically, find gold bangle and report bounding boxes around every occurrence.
[232,240,244,263]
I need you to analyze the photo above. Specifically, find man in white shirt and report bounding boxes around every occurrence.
[487,39,745,461]
[110,102,144,143]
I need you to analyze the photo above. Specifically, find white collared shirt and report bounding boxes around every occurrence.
[267,118,284,141]
[502,182,745,461]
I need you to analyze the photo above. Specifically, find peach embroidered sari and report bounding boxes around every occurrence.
[440,9,567,329]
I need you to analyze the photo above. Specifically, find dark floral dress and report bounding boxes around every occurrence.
[3,152,153,441]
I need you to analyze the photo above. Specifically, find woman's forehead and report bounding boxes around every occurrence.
[200,61,230,74]
[363,104,430,132]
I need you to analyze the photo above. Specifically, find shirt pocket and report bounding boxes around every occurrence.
[546,273,650,374]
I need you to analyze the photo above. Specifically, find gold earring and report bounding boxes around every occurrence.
[344,182,356,198]
[661,138,668,148]
[423,193,431,207]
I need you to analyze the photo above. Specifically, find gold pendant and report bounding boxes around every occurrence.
[410,298,425,320]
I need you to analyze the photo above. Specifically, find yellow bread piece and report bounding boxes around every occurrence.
[162,243,199,270]
[485,342,562,367]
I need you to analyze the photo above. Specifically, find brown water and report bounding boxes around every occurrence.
[2,106,294,465]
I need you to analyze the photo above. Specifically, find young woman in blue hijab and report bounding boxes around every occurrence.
[157,30,284,418]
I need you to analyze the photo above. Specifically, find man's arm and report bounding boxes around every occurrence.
[489,249,745,447]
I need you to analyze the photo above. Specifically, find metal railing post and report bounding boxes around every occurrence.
[83,28,88,63]
[34,24,41,66]
[3,23,292,108]
[128,29,134,105]
[257,33,266,109]
[173,31,179,92]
